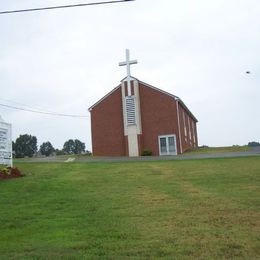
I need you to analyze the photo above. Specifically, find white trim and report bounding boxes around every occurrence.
[134,80,142,134]
[158,134,177,156]
[121,80,141,157]
[88,85,121,111]
[127,125,139,157]
[121,82,127,136]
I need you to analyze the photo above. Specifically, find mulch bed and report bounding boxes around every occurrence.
[0,167,23,180]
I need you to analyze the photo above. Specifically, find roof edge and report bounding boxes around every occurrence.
[88,84,121,111]
[88,77,198,123]
[136,79,198,122]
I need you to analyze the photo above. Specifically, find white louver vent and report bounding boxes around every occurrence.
[126,97,136,125]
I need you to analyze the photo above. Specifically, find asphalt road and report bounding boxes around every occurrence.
[16,147,260,163]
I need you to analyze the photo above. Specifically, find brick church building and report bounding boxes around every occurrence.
[89,50,198,157]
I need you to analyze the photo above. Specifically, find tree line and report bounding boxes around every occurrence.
[12,134,90,158]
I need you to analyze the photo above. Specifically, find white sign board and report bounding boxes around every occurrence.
[0,117,12,167]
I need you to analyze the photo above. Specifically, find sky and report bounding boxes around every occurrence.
[0,0,259,151]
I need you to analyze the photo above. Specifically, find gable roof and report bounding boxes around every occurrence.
[88,84,121,112]
[88,77,198,122]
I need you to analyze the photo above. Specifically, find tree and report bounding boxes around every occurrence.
[40,141,55,156]
[63,139,85,154]
[74,139,85,154]
[14,134,37,158]
[63,139,75,154]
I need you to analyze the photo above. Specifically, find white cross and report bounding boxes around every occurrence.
[119,49,137,96]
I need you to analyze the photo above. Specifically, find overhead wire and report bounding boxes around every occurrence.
[0,98,65,115]
[0,0,135,15]
[0,0,135,114]
[0,103,89,118]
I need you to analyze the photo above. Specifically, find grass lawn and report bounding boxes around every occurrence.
[184,146,251,155]
[0,157,259,259]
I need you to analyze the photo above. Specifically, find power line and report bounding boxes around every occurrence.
[0,103,89,118]
[0,98,63,115]
[0,0,135,15]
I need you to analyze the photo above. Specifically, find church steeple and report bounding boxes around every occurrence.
[118,50,141,156]
[119,49,138,96]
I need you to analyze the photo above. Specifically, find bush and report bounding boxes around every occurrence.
[0,167,23,180]
[141,149,153,156]
[248,141,260,147]
[199,145,209,148]
[0,167,9,175]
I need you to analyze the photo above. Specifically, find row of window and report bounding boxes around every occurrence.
[182,110,196,146]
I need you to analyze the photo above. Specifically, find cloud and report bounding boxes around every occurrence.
[0,0,259,149]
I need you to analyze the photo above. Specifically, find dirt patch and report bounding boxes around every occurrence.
[0,167,23,180]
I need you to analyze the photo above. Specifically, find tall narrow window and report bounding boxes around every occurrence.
[183,111,187,143]
[192,121,196,144]
[126,97,136,125]
[183,111,187,137]
[188,117,191,141]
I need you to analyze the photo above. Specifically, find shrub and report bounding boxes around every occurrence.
[85,150,92,156]
[0,167,23,180]
[248,141,260,147]
[141,149,153,156]
[0,167,10,175]
[199,145,209,148]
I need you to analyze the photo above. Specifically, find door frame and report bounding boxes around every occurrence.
[158,134,177,156]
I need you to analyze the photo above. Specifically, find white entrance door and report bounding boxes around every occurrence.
[159,135,177,155]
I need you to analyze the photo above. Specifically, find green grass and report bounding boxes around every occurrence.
[185,145,251,154]
[0,157,259,259]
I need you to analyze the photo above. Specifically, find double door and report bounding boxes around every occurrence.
[159,135,177,155]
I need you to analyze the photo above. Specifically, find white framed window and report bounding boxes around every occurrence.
[158,135,177,155]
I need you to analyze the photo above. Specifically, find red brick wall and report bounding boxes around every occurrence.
[138,83,180,155]
[90,87,126,156]
[90,80,198,156]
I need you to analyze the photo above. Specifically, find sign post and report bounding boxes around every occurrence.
[0,116,13,167]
